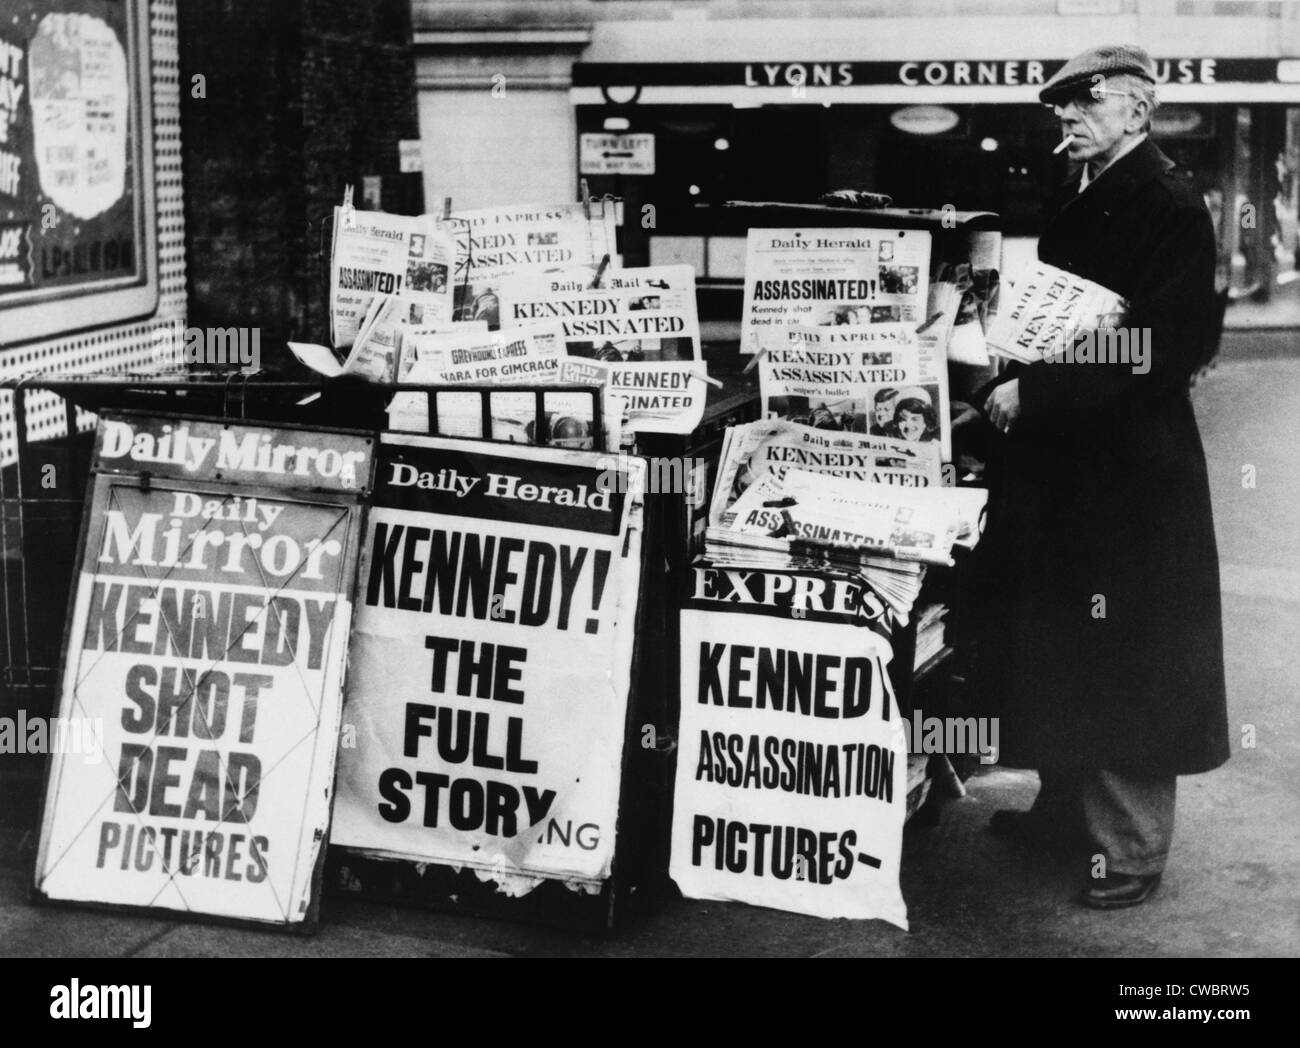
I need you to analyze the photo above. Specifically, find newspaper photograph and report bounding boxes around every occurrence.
[450,200,619,328]
[330,206,457,348]
[499,263,708,433]
[761,323,950,460]
[740,227,932,361]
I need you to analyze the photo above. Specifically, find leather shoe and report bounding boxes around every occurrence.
[1080,872,1162,910]
[988,809,1092,848]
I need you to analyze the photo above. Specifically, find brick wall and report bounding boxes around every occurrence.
[178,0,423,361]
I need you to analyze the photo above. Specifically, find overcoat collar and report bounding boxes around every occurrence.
[1050,137,1177,221]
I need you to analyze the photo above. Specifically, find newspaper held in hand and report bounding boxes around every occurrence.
[986,261,1128,365]
[330,206,456,349]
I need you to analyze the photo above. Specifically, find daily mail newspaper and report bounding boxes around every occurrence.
[985,261,1128,365]
[450,201,619,328]
[331,207,457,348]
[741,228,931,361]
[762,324,951,461]
[709,419,941,529]
[499,264,708,434]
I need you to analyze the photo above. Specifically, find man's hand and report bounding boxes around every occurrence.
[984,378,1021,434]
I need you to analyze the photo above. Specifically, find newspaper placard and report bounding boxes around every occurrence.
[451,201,619,328]
[761,323,951,460]
[499,264,707,434]
[985,261,1128,365]
[740,228,932,361]
[34,416,372,926]
[331,437,646,891]
[331,207,456,348]
[709,419,941,529]
[672,564,909,926]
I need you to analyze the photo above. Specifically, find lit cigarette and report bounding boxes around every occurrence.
[690,371,724,389]
[1053,134,1077,155]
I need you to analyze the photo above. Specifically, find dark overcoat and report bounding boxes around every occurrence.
[964,138,1230,776]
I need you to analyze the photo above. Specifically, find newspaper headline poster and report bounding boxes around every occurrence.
[330,207,456,349]
[499,264,707,434]
[761,323,951,462]
[740,227,932,360]
[34,416,372,926]
[450,200,619,328]
[332,436,646,892]
[671,564,909,926]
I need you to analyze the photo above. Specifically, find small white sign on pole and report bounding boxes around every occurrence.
[580,133,656,176]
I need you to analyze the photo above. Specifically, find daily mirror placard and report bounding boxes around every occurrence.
[34,415,372,926]
[332,436,645,892]
[671,563,909,927]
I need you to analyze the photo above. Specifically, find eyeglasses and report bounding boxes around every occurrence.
[1043,83,1136,113]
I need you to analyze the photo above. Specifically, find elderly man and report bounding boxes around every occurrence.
[967,45,1229,909]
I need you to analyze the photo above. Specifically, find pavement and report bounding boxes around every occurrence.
[1,332,1298,958]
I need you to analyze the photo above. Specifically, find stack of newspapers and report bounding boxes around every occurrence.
[706,420,987,625]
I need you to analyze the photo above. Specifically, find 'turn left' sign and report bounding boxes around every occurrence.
[34,415,372,927]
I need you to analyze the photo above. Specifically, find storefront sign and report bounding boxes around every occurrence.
[34,415,373,927]
[580,132,656,175]
[574,57,1280,89]
[331,436,645,894]
[671,564,909,926]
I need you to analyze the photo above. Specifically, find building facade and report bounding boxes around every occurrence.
[413,0,1300,310]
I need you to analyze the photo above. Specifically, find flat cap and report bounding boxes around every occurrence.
[1039,44,1157,104]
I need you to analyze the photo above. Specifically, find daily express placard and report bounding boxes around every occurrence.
[34,415,372,926]
[671,563,909,927]
[332,436,646,892]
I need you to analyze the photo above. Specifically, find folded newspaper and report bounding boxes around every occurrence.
[330,206,457,348]
[705,465,988,624]
[985,261,1127,365]
[709,418,942,530]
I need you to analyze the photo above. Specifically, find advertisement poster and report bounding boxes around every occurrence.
[34,416,372,926]
[671,564,909,926]
[332,436,646,893]
[740,228,932,362]
[499,264,707,434]
[0,1,143,301]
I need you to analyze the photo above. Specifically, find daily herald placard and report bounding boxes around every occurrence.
[331,436,645,890]
[671,564,909,927]
[34,415,372,926]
